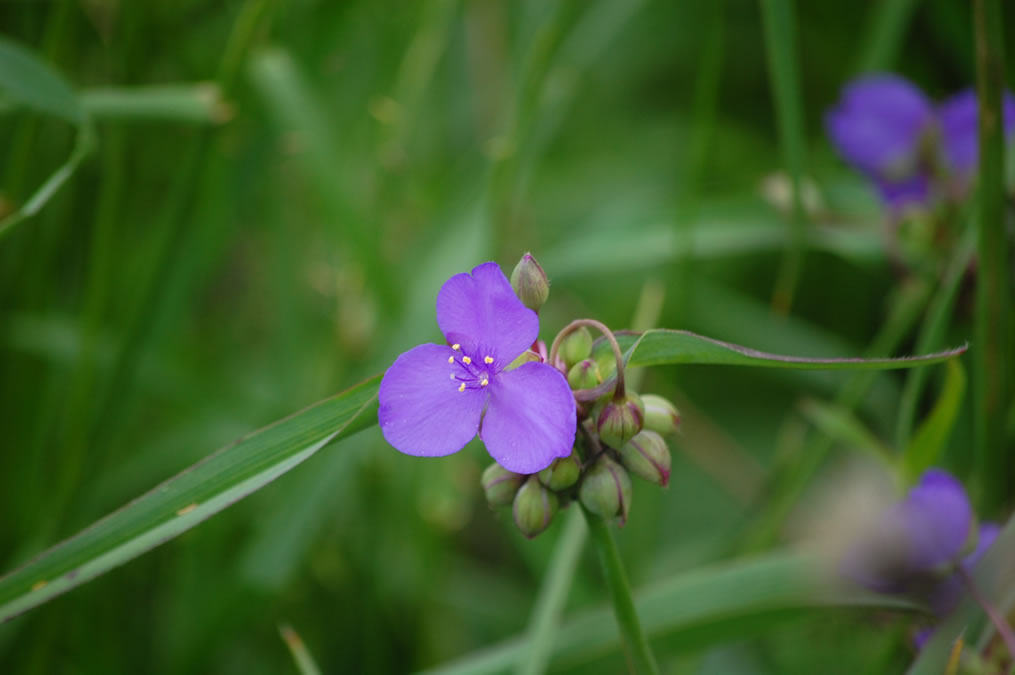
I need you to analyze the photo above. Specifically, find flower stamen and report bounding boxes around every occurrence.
[480,377,489,386]
[448,356,454,363]
[484,356,494,364]
[451,343,461,350]
[462,356,472,365]
[458,382,466,392]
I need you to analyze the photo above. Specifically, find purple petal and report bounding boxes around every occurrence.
[479,362,576,474]
[379,343,487,458]
[900,469,972,570]
[930,522,1001,616]
[965,522,1001,568]
[436,262,539,367]
[873,173,932,212]
[826,75,934,178]
[939,89,1015,175]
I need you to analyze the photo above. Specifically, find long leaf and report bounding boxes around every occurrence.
[418,553,920,675]
[0,375,381,623]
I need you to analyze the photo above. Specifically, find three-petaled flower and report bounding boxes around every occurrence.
[378,262,576,474]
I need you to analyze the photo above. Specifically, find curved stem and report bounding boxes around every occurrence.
[549,319,627,398]
[581,506,660,675]
[957,566,1015,660]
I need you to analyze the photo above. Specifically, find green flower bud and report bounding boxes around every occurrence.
[593,347,617,380]
[559,327,593,369]
[641,394,681,436]
[481,463,524,507]
[619,430,671,486]
[507,349,541,371]
[538,450,582,491]
[567,359,602,390]
[596,392,644,448]
[510,252,550,311]
[513,476,559,538]
[579,456,632,525]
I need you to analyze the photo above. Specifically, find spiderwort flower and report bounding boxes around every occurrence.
[842,469,973,594]
[937,88,1015,179]
[378,262,576,474]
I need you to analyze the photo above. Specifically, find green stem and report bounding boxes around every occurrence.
[759,0,808,314]
[972,0,1009,511]
[515,508,587,675]
[581,507,659,675]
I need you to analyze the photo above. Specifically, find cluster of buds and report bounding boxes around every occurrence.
[480,253,681,538]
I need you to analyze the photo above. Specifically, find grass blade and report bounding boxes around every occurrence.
[0,375,381,623]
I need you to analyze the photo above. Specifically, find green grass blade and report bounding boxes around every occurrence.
[418,553,920,675]
[0,375,381,623]
[972,0,1009,511]
[902,360,966,485]
[598,329,964,372]
[853,0,920,73]
[759,0,808,313]
[80,84,232,124]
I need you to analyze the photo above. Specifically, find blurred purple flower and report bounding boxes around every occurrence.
[826,74,1015,211]
[842,469,973,593]
[938,89,1015,176]
[378,262,576,474]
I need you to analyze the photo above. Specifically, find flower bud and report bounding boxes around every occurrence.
[481,463,524,507]
[558,327,593,369]
[619,430,671,486]
[596,392,644,448]
[567,359,602,390]
[538,449,581,491]
[579,456,632,524]
[513,476,559,538]
[510,252,549,311]
[641,394,681,436]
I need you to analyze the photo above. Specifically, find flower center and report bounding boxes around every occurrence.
[448,346,494,392]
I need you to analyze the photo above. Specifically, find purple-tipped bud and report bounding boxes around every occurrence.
[538,449,582,491]
[619,430,671,487]
[481,462,524,507]
[559,327,593,369]
[579,456,632,525]
[510,253,549,312]
[596,392,644,448]
[641,394,680,436]
[568,359,602,390]
[513,476,558,538]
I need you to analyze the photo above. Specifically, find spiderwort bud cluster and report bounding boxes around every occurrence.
[477,254,681,537]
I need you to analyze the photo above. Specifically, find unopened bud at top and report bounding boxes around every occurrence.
[568,359,602,390]
[513,476,559,538]
[538,449,582,491]
[619,430,671,486]
[579,456,632,525]
[481,462,524,507]
[559,327,593,369]
[641,394,681,436]
[510,253,549,311]
[596,391,645,448]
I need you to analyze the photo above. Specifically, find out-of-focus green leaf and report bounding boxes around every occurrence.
[0,36,94,238]
[798,398,894,466]
[418,553,920,675]
[901,359,966,485]
[0,376,381,623]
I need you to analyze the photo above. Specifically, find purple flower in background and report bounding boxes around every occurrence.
[378,262,576,474]
[938,89,1015,177]
[843,469,973,593]
[826,74,1015,212]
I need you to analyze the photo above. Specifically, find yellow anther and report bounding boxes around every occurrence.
[448,356,454,363]
[462,356,472,364]
[451,343,461,350]
[484,356,494,364]
[480,378,489,387]
[458,382,466,392]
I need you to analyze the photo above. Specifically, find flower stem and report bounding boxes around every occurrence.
[581,506,660,675]
[957,566,1015,660]
[549,319,627,397]
[515,508,587,675]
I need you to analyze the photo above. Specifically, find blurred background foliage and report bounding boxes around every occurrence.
[0,0,1009,673]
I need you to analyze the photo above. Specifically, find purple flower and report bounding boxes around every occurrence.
[378,262,576,474]
[826,75,935,182]
[843,469,973,593]
[938,89,1015,176]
